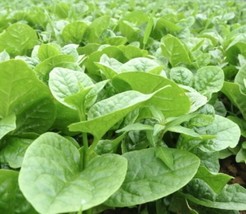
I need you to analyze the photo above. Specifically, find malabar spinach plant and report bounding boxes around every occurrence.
[0,0,246,213]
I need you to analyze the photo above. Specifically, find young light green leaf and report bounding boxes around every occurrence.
[62,21,88,44]
[155,147,174,170]
[170,67,193,86]
[86,16,110,43]
[196,115,240,151]
[0,60,56,134]
[195,166,232,193]
[113,72,190,117]
[106,147,200,207]
[0,169,37,214]
[0,23,38,56]
[116,123,153,133]
[19,133,127,214]
[69,90,156,140]
[35,55,77,82]
[0,114,16,140]
[49,67,93,109]
[161,34,192,66]
[194,66,224,97]
[120,57,163,74]
[95,134,126,155]
[167,126,201,138]
[38,43,61,61]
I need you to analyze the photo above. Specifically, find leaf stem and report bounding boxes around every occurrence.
[82,132,88,169]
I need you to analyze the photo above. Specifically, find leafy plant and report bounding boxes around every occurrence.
[0,0,246,214]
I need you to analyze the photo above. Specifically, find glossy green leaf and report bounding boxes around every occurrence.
[0,23,38,56]
[0,60,56,134]
[35,55,76,82]
[113,72,190,117]
[0,114,16,140]
[161,34,192,66]
[49,67,93,109]
[195,166,232,193]
[19,133,127,214]
[196,115,240,151]
[194,66,224,97]
[106,147,200,207]
[234,64,246,94]
[0,169,37,214]
[86,16,110,43]
[62,21,88,44]
[0,137,33,168]
[170,67,194,86]
[222,81,246,119]
[184,181,246,210]
[69,90,157,140]
[38,44,61,61]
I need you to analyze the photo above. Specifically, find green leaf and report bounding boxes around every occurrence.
[0,114,16,140]
[35,54,76,82]
[113,72,190,117]
[195,166,232,193]
[194,66,224,97]
[196,115,240,151]
[116,123,153,133]
[62,21,88,44]
[120,57,163,74]
[0,23,38,56]
[184,182,246,210]
[155,147,174,170]
[234,64,246,94]
[170,67,194,86]
[38,44,61,61]
[106,147,200,207]
[161,34,192,66]
[48,67,93,109]
[0,60,56,134]
[222,81,246,119]
[69,90,156,140]
[168,126,201,138]
[0,169,37,214]
[19,133,127,214]
[0,137,33,168]
[86,16,110,43]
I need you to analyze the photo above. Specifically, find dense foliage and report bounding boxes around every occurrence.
[0,0,246,213]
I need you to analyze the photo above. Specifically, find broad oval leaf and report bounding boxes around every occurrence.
[0,169,37,214]
[0,137,33,168]
[196,115,240,151]
[112,72,190,117]
[19,133,127,214]
[0,60,56,134]
[105,147,200,207]
[184,181,246,210]
[69,90,155,140]
[0,23,38,56]
[49,67,93,109]
[161,34,192,66]
[194,66,224,97]
[62,21,88,44]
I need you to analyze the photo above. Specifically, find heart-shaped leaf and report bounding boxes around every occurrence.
[19,133,127,214]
